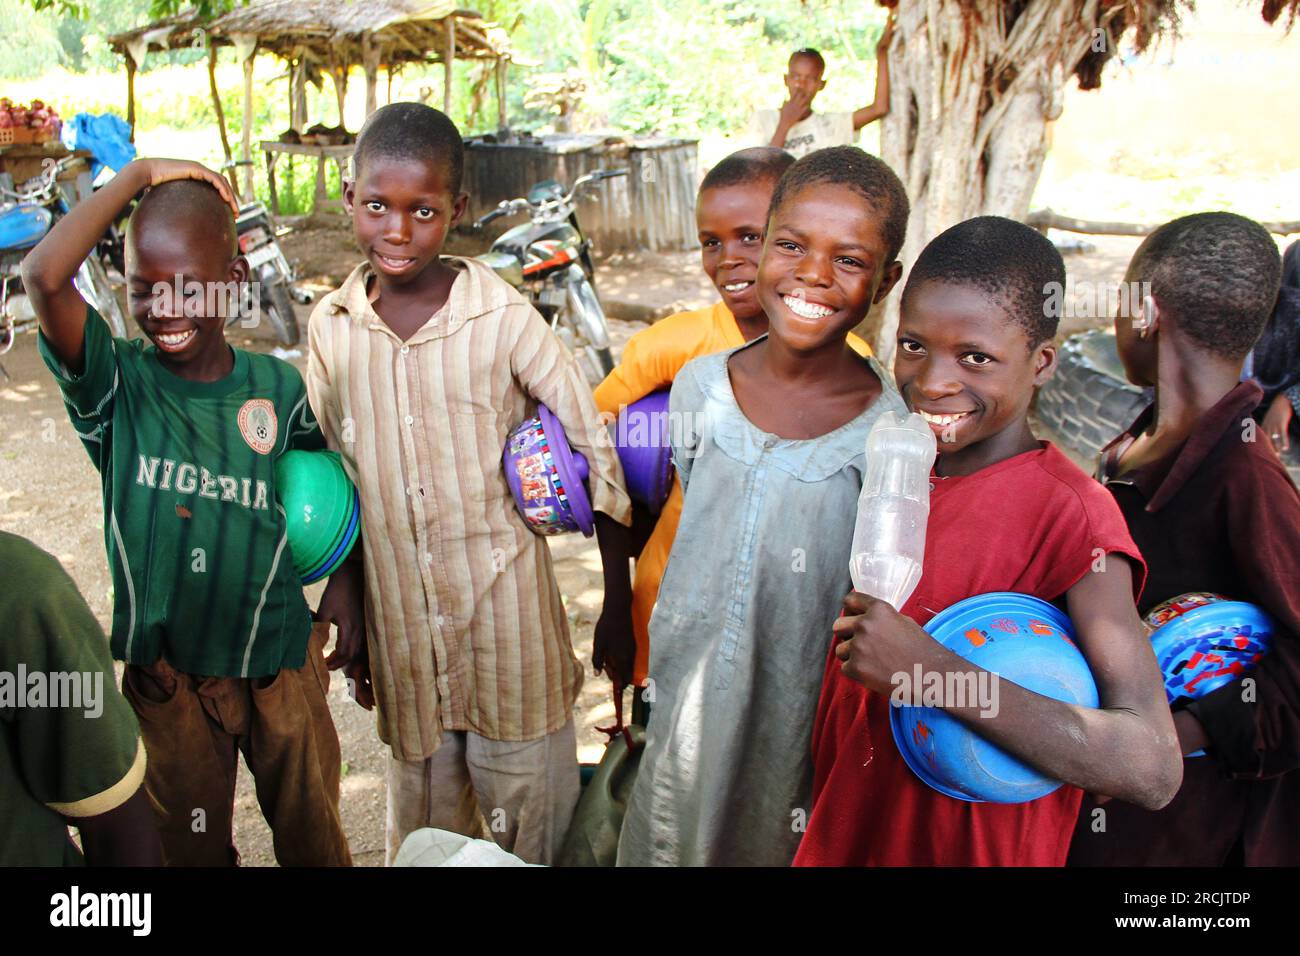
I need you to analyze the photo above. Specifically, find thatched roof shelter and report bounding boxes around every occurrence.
[107,0,517,196]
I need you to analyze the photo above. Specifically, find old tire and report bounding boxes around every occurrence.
[1036,329,1149,460]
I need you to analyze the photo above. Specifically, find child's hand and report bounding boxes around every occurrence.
[131,158,239,215]
[343,643,375,711]
[1262,394,1293,454]
[593,594,636,689]
[778,89,813,128]
[877,11,896,52]
[317,560,366,670]
[833,590,937,694]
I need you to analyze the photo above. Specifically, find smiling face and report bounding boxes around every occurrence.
[895,281,1056,461]
[344,155,468,284]
[698,181,775,322]
[757,182,900,353]
[126,219,244,368]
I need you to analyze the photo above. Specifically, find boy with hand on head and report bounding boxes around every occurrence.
[24,159,351,867]
[306,103,632,866]
[1068,213,1300,866]
[793,216,1183,868]
[616,147,908,867]
[747,13,894,159]
[593,146,873,691]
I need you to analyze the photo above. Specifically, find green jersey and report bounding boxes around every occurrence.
[38,309,324,677]
[0,532,144,866]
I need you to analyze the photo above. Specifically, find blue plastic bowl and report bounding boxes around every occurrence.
[1144,593,1274,702]
[889,592,1099,804]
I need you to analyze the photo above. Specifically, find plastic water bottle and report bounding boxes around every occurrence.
[850,410,937,610]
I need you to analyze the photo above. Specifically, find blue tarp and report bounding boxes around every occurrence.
[63,113,136,179]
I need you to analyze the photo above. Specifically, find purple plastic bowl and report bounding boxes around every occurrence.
[613,389,673,514]
[503,403,595,537]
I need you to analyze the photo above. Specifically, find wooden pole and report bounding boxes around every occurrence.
[495,59,507,131]
[443,19,455,115]
[362,32,380,119]
[242,50,255,200]
[387,64,394,104]
[125,56,137,143]
[331,61,348,129]
[208,44,233,168]
[294,58,308,132]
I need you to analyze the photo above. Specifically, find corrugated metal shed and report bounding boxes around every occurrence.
[464,134,699,255]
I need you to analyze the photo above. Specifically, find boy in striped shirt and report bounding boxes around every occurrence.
[26,159,350,866]
[307,103,631,864]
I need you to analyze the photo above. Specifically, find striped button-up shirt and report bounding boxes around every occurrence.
[306,258,630,760]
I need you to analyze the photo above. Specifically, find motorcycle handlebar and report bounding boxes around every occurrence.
[472,168,630,226]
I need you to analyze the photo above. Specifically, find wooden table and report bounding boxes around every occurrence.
[260,141,355,222]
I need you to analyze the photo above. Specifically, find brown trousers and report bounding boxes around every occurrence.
[122,622,352,867]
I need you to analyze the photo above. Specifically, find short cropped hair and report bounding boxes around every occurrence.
[901,215,1066,347]
[130,179,237,259]
[1130,212,1282,359]
[700,147,795,194]
[352,102,464,193]
[768,146,909,262]
[790,48,826,74]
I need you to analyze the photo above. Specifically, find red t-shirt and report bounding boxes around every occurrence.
[793,442,1146,867]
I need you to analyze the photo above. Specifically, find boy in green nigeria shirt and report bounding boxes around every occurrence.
[24,159,351,866]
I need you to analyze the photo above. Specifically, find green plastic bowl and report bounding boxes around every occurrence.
[276,450,359,579]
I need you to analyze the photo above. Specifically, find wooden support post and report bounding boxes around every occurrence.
[208,44,233,169]
[387,64,394,104]
[332,62,348,129]
[125,56,137,143]
[443,19,455,114]
[495,58,507,131]
[242,50,255,200]
[362,32,380,119]
[293,57,308,132]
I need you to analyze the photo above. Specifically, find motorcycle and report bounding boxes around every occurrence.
[473,168,627,386]
[1,155,127,362]
[223,159,312,347]
[231,199,310,347]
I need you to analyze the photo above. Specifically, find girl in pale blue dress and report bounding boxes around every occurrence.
[617,145,911,866]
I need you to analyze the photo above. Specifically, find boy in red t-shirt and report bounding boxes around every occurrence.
[793,216,1183,867]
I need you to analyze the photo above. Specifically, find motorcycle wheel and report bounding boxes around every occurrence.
[76,255,128,338]
[260,270,301,347]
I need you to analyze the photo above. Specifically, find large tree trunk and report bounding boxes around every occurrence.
[873,1,1119,364]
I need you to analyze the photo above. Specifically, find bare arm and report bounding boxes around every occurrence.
[593,512,636,687]
[852,16,894,131]
[836,557,1183,810]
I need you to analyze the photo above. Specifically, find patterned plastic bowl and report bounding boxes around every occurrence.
[504,404,594,537]
[276,449,361,582]
[1144,592,1273,702]
[889,592,1099,804]
[612,389,673,514]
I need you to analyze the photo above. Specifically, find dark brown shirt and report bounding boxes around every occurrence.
[1069,381,1300,865]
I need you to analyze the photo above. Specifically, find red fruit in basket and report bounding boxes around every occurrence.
[33,109,49,123]
[0,113,12,129]
[31,99,44,110]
